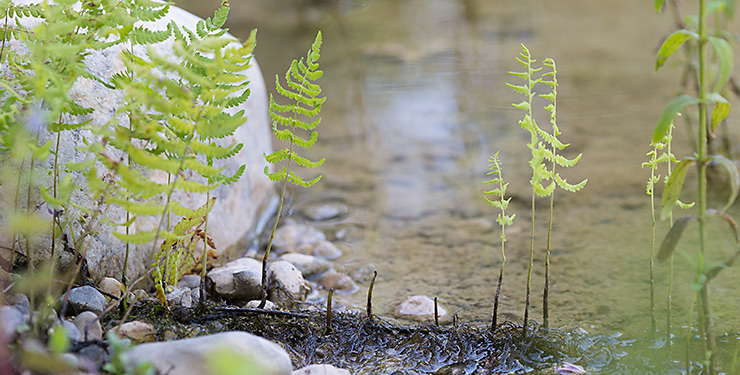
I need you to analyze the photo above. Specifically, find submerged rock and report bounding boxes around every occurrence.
[279,253,331,278]
[316,270,358,294]
[298,199,349,222]
[65,286,107,315]
[273,224,326,251]
[390,295,451,324]
[207,257,263,303]
[126,332,292,375]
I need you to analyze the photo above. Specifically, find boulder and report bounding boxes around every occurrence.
[1,1,272,283]
[126,332,292,375]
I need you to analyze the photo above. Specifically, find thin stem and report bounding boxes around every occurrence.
[543,189,554,329]
[492,225,506,330]
[649,169,657,333]
[523,190,535,339]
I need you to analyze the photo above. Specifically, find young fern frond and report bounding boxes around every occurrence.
[484,152,515,331]
[260,32,325,307]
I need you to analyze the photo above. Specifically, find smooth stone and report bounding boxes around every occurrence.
[391,295,451,324]
[78,344,109,370]
[298,200,349,221]
[309,241,343,259]
[73,311,103,341]
[207,257,263,302]
[61,320,81,342]
[316,270,358,294]
[66,286,107,315]
[166,286,192,308]
[293,364,351,375]
[1,1,272,283]
[0,305,28,341]
[268,261,310,308]
[116,321,157,344]
[178,274,202,289]
[279,253,330,278]
[245,300,277,310]
[99,277,122,298]
[272,224,326,252]
[126,332,292,375]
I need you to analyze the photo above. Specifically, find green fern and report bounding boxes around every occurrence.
[259,31,325,307]
[484,151,515,331]
[508,44,586,332]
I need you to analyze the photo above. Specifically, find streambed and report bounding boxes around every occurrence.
[179,0,740,372]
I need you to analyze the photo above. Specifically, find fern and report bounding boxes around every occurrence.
[484,151,515,331]
[259,31,325,307]
[508,44,586,331]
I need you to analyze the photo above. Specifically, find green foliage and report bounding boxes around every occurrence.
[507,44,586,330]
[0,0,254,300]
[259,32,325,306]
[483,151,514,329]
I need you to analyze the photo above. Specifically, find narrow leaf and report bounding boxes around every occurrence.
[708,36,734,91]
[662,158,695,220]
[656,30,699,71]
[710,154,740,211]
[707,92,731,130]
[657,215,696,262]
[653,95,701,143]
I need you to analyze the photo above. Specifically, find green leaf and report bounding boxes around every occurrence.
[707,92,731,130]
[707,36,734,91]
[655,0,666,12]
[656,30,698,71]
[710,154,740,211]
[48,324,70,354]
[653,95,701,143]
[662,158,695,220]
[657,215,696,262]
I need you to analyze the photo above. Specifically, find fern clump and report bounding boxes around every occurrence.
[483,151,515,330]
[260,31,325,306]
[507,44,586,331]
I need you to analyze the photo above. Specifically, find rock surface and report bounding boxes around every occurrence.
[73,311,103,341]
[99,278,122,298]
[65,286,107,315]
[268,261,310,308]
[207,257,263,302]
[0,306,28,342]
[126,332,292,375]
[279,253,330,278]
[1,1,272,283]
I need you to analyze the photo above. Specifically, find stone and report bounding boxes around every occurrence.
[6,293,30,314]
[1,1,272,283]
[298,200,349,221]
[207,257,263,302]
[391,295,452,324]
[293,364,351,375]
[166,286,192,308]
[73,311,103,341]
[0,305,28,342]
[178,274,202,289]
[65,286,107,315]
[279,253,330,278]
[272,224,326,252]
[310,241,343,259]
[126,332,292,375]
[268,261,310,308]
[316,270,358,294]
[245,300,277,310]
[116,321,157,344]
[61,320,81,342]
[78,344,109,370]
[99,277,122,298]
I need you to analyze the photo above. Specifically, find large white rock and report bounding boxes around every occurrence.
[1,2,272,282]
[126,332,292,375]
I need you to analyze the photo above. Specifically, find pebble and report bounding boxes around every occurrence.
[0,306,28,341]
[279,253,330,278]
[166,286,192,308]
[65,286,107,315]
[245,300,277,309]
[268,261,310,308]
[309,241,343,259]
[178,274,202,289]
[293,364,351,375]
[391,295,452,324]
[61,320,81,342]
[73,311,102,341]
[298,200,349,221]
[116,321,157,343]
[273,224,326,251]
[125,332,292,375]
[207,257,263,302]
[316,270,358,294]
[99,277,122,298]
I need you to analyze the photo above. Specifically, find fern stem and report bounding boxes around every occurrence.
[200,190,210,304]
[523,189,535,339]
[543,190,553,329]
[492,221,506,330]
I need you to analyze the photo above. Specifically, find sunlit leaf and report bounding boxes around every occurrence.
[657,215,696,262]
[706,92,731,130]
[661,158,695,220]
[653,95,701,143]
[656,30,699,71]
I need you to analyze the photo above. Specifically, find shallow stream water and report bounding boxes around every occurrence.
[178,0,740,372]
